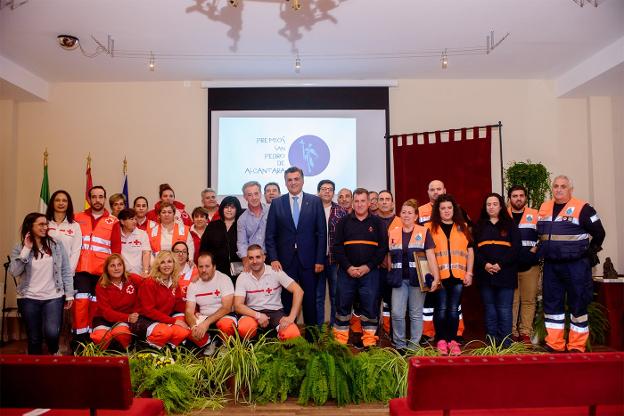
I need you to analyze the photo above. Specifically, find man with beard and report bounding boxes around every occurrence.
[507,185,540,343]
[185,252,236,355]
[73,186,120,344]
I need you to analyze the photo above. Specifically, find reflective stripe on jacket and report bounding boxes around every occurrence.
[508,207,538,248]
[148,223,190,256]
[417,203,433,225]
[537,198,589,261]
[427,222,469,280]
[75,210,118,275]
[388,224,428,287]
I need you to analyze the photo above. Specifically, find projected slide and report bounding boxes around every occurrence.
[218,117,356,195]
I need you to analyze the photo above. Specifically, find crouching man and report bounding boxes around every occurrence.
[185,252,237,353]
[234,244,303,340]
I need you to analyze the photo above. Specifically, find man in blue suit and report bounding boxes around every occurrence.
[266,166,327,330]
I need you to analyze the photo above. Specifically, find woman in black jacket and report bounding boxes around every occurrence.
[199,196,242,283]
[473,193,521,347]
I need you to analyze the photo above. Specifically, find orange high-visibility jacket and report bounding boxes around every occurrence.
[148,223,190,255]
[427,222,469,280]
[537,198,590,261]
[75,210,119,276]
[417,203,433,225]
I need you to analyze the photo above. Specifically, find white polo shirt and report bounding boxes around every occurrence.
[186,270,234,316]
[234,267,294,311]
[120,227,150,274]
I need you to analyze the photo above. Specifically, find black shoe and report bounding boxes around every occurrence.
[543,344,564,353]
[351,338,364,350]
[419,336,433,347]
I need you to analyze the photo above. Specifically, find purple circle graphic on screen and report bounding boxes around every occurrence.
[288,135,330,176]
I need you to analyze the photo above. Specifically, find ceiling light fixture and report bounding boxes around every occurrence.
[56,31,510,71]
[295,54,301,73]
[289,0,302,11]
[224,0,301,10]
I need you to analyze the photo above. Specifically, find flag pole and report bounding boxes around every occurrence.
[122,156,129,208]
[84,153,93,210]
[38,149,50,213]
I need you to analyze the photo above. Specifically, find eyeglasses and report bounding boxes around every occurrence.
[319,187,334,192]
[173,250,188,254]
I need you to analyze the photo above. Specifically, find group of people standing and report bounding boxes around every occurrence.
[9,167,605,356]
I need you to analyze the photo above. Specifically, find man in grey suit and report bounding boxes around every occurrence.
[265,166,327,330]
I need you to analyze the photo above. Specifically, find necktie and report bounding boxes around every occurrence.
[292,196,300,227]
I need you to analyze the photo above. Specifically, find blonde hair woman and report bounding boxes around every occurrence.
[131,251,190,348]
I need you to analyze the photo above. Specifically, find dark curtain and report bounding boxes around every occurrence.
[392,126,494,340]
[392,127,493,221]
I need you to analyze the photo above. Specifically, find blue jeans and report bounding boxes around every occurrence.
[17,297,65,355]
[480,284,514,346]
[391,280,426,349]
[433,278,463,342]
[316,261,338,326]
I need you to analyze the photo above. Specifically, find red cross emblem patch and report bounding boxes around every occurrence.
[126,285,135,295]
[214,289,220,297]
[105,217,115,225]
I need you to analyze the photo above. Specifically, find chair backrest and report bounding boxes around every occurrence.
[407,352,624,410]
[0,354,134,410]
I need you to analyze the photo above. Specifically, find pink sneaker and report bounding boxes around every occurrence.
[436,340,448,355]
[448,340,461,356]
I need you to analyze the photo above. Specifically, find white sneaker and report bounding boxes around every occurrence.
[203,341,217,356]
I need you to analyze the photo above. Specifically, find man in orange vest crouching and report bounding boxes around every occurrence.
[73,186,121,345]
[537,175,605,353]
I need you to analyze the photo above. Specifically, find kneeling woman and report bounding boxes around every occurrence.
[388,199,440,350]
[91,254,142,350]
[132,251,190,348]
[473,193,520,346]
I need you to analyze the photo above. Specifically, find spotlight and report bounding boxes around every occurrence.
[57,35,79,50]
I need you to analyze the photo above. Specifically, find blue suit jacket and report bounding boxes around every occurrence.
[265,192,327,269]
